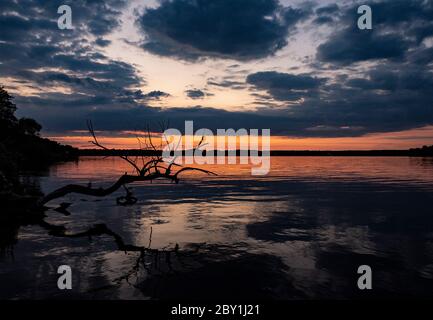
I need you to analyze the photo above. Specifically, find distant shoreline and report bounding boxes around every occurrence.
[77,148,433,157]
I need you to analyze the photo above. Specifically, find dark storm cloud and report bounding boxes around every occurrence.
[0,0,132,78]
[0,0,147,114]
[0,51,143,96]
[0,14,51,42]
[317,0,433,65]
[247,72,325,90]
[15,61,433,137]
[137,0,310,61]
[410,46,433,65]
[369,0,433,27]
[317,27,410,64]
[276,0,433,136]
[25,78,431,137]
[0,0,128,43]
[346,67,433,92]
[246,71,326,101]
[242,56,433,136]
[320,79,432,135]
[3,0,433,139]
[18,103,297,134]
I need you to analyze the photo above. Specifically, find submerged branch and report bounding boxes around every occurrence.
[41,172,162,205]
[40,121,216,206]
[41,167,216,205]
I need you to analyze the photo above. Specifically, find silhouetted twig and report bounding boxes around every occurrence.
[41,122,215,205]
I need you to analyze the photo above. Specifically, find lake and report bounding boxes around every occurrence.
[1,156,433,299]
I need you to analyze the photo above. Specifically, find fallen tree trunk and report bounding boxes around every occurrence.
[41,172,168,205]
[41,167,215,205]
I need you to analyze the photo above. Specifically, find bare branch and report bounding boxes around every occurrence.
[40,120,217,205]
[41,166,215,204]
[173,167,217,181]
[87,120,142,175]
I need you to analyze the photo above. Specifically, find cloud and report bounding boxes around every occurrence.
[95,38,112,47]
[185,89,213,99]
[247,71,325,90]
[317,0,433,65]
[18,103,297,134]
[317,28,410,65]
[410,46,433,65]
[207,77,247,90]
[313,3,340,24]
[140,90,171,100]
[0,0,128,41]
[0,0,132,71]
[0,0,145,114]
[15,71,433,137]
[308,1,433,136]
[246,71,326,101]
[315,4,340,16]
[136,0,310,61]
[346,67,433,92]
[2,0,433,140]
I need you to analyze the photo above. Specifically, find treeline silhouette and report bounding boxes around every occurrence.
[0,86,77,206]
[409,145,433,156]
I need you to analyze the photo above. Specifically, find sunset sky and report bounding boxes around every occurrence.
[1,0,433,150]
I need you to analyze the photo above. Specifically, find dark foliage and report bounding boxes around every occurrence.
[0,85,77,204]
[409,145,433,156]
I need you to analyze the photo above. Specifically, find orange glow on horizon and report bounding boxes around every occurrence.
[46,126,433,151]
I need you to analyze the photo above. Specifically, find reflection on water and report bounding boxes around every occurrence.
[1,157,433,299]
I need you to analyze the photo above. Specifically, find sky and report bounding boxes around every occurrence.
[1,0,433,150]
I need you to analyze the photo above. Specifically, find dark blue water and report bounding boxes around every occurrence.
[1,157,433,299]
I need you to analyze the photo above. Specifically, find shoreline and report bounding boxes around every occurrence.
[76,149,433,157]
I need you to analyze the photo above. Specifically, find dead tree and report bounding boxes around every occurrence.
[41,120,216,205]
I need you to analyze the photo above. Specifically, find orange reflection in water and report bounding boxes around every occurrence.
[50,156,433,186]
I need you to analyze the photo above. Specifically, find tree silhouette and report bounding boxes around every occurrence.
[0,86,17,120]
[0,86,76,203]
[18,118,42,136]
[0,86,43,139]
[0,86,18,137]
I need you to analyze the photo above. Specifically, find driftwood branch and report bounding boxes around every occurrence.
[41,121,216,206]
[41,168,215,205]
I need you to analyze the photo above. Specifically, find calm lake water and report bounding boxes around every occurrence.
[1,156,433,299]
